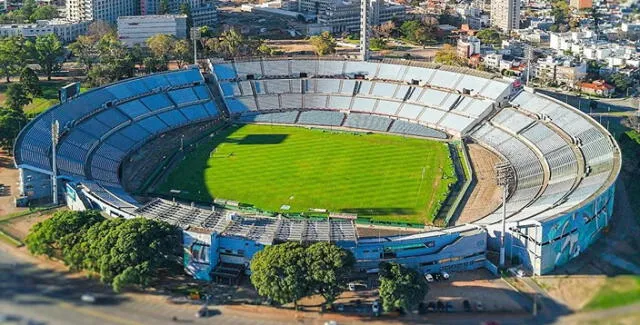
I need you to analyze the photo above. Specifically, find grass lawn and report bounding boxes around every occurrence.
[584,276,640,310]
[157,124,457,224]
[0,80,89,116]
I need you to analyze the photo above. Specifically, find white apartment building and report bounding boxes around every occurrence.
[117,15,188,46]
[0,19,90,43]
[297,0,406,33]
[66,0,138,23]
[490,0,519,31]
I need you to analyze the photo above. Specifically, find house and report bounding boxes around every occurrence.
[579,80,615,97]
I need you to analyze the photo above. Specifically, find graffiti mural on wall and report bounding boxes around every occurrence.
[183,230,213,281]
[539,184,615,274]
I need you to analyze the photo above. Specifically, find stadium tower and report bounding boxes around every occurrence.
[360,0,371,61]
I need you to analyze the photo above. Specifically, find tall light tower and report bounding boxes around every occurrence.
[495,162,514,268]
[51,120,59,205]
[191,27,201,65]
[360,0,370,61]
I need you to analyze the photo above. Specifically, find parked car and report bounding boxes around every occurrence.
[196,306,208,318]
[441,271,450,280]
[81,294,96,304]
[436,300,445,312]
[463,300,471,312]
[348,281,367,291]
[372,300,380,316]
[425,273,434,282]
[476,301,484,311]
[426,301,436,312]
[445,301,454,312]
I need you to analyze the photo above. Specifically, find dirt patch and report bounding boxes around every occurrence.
[1,212,53,240]
[455,143,503,224]
[533,275,607,311]
[424,269,528,312]
[0,152,28,217]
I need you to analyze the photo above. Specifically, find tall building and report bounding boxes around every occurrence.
[67,0,217,27]
[66,0,138,23]
[117,14,187,46]
[298,0,405,34]
[490,0,519,32]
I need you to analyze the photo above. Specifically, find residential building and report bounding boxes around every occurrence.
[117,15,188,47]
[297,0,406,33]
[533,56,587,86]
[0,19,90,43]
[579,80,615,96]
[66,0,138,23]
[484,53,503,69]
[570,0,592,9]
[490,0,520,31]
[457,36,481,58]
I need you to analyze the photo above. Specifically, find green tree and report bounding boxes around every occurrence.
[309,31,337,56]
[306,242,355,306]
[87,20,115,41]
[34,34,64,81]
[434,44,465,66]
[607,73,631,94]
[62,217,181,291]
[399,20,436,45]
[25,210,104,258]
[87,33,136,86]
[378,262,428,313]
[21,0,37,21]
[250,242,311,309]
[69,35,99,72]
[476,28,502,47]
[20,67,41,97]
[0,108,27,149]
[370,38,387,50]
[143,56,168,73]
[0,36,27,82]
[5,83,31,111]
[29,5,58,21]
[146,34,175,64]
[172,39,192,68]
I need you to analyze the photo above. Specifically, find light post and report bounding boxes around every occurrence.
[495,162,514,268]
[190,27,201,65]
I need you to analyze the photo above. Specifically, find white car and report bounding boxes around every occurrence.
[372,300,380,315]
[425,274,434,282]
[81,294,96,303]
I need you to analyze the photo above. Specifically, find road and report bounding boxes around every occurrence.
[0,243,283,325]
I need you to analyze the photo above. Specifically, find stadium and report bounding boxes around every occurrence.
[13,57,620,281]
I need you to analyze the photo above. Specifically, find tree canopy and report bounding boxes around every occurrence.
[378,262,428,313]
[434,44,465,66]
[5,83,31,111]
[26,211,182,292]
[34,34,64,81]
[250,242,354,308]
[20,67,41,97]
[399,20,437,45]
[476,28,502,47]
[309,31,337,56]
[0,108,27,150]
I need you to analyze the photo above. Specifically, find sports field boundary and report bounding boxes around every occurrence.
[150,123,459,226]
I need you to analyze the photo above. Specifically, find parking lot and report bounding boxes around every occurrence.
[423,269,530,313]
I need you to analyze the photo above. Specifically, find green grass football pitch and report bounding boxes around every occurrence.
[157,124,457,224]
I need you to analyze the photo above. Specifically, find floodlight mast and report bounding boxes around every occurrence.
[360,0,370,61]
[191,27,201,65]
[495,162,514,268]
[51,120,59,205]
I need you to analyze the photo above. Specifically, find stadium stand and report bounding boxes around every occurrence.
[13,58,620,278]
